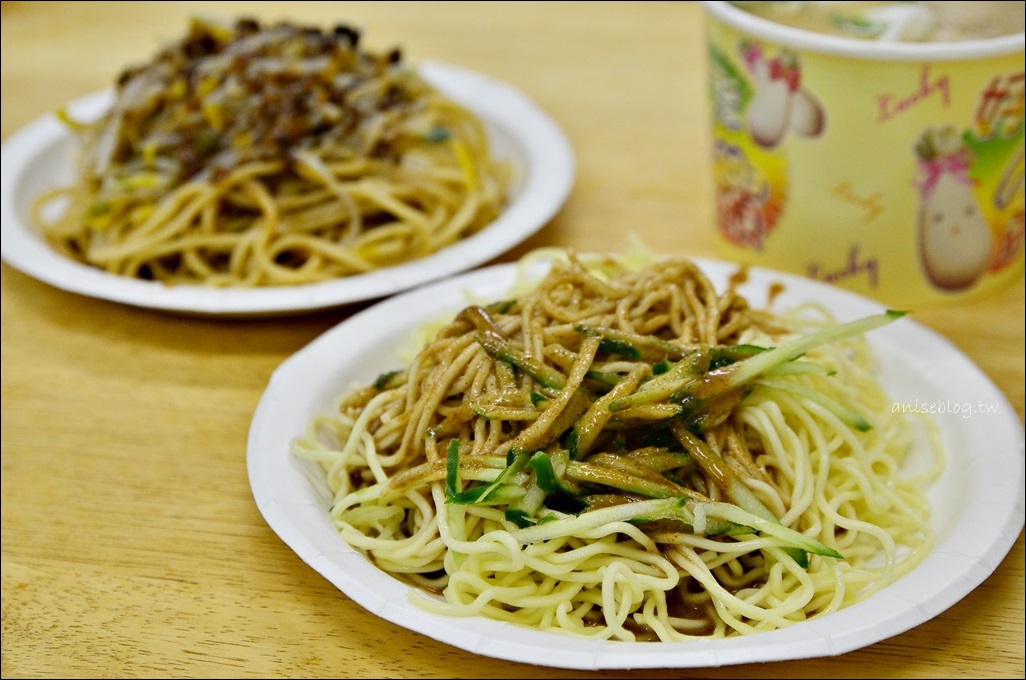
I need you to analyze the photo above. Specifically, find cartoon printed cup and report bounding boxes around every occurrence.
[702,1,1025,308]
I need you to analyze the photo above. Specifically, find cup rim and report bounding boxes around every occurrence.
[700,1,1025,61]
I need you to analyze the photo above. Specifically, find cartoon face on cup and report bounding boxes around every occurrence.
[915,126,993,290]
[702,1,1025,308]
[743,42,826,149]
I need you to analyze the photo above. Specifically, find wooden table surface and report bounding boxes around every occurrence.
[2,2,1023,678]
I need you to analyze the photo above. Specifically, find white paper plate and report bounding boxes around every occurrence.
[0,61,574,316]
[247,258,1025,670]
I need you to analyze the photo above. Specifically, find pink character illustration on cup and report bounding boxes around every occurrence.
[712,139,777,249]
[742,42,826,149]
[915,126,993,291]
[717,183,770,249]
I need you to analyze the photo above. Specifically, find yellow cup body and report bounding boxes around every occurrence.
[705,3,1025,308]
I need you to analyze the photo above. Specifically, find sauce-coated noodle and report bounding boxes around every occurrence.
[33,17,510,286]
[292,250,943,641]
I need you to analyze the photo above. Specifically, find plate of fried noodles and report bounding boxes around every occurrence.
[247,246,1024,669]
[0,18,573,316]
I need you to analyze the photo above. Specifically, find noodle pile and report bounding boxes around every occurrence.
[292,250,943,641]
[33,17,510,286]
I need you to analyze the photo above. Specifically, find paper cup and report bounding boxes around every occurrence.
[701,1,1025,308]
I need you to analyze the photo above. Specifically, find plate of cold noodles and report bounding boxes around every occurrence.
[247,247,1024,670]
[0,17,573,316]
